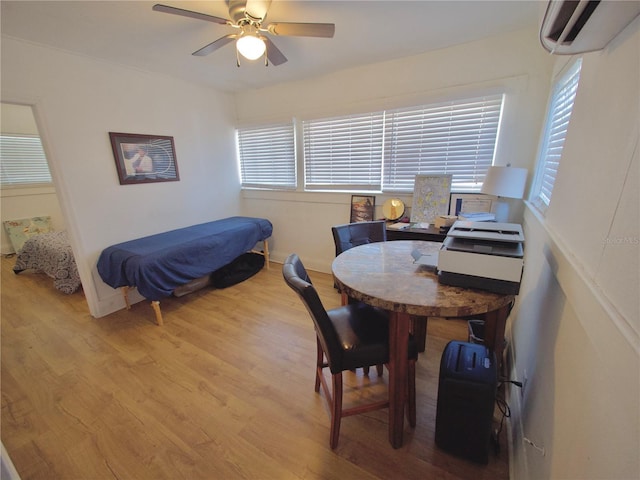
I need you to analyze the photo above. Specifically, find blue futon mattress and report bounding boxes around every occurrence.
[97,216,272,300]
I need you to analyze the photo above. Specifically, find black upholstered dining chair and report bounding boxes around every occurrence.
[331,220,387,302]
[331,220,387,258]
[282,253,417,449]
[332,221,429,353]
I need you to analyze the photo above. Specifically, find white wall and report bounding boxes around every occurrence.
[0,103,65,254]
[234,27,554,273]
[508,17,639,480]
[1,37,240,317]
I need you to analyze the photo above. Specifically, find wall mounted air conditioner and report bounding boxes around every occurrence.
[540,0,640,54]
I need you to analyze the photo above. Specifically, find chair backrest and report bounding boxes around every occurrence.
[331,220,387,257]
[282,254,342,368]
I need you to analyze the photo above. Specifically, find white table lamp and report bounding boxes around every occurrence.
[481,166,528,222]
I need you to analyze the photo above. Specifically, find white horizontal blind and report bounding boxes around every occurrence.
[0,134,52,186]
[237,123,296,189]
[383,95,503,192]
[533,59,582,209]
[302,112,384,191]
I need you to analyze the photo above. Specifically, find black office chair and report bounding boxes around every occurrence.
[282,253,417,449]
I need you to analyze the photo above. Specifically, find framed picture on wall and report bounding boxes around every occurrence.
[350,195,375,223]
[448,193,494,216]
[109,132,180,185]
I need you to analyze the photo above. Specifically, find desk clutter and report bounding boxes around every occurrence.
[434,215,458,229]
[387,221,411,230]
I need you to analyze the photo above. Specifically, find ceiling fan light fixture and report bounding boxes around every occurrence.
[236,34,266,60]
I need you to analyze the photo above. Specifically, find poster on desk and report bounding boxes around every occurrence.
[410,174,452,224]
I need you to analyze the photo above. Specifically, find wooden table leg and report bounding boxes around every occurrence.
[482,303,510,365]
[410,315,428,352]
[388,311,410,449]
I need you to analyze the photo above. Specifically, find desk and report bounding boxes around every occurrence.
[386,224,447,242]
[332,240,514,448]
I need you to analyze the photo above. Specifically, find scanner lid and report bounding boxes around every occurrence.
[446,221,524,243]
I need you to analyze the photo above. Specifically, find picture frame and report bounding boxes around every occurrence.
[350,195,375,223]
[448,193,494,216]
[109,132,180,185]
[409,174,452,224]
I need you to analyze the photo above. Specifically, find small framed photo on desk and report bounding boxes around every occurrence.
[350,195,375,222]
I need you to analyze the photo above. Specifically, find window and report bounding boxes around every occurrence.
[383,95,503,192]
[238,93,504,192]
[237,122,296,189]
[302,94,503,192]
[302,112,385,191]
[0,134,52,186]
[531,59,582,211]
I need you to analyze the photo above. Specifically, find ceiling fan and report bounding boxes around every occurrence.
[152,0,335,66]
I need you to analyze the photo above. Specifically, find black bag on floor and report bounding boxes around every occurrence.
[210,252,265,288]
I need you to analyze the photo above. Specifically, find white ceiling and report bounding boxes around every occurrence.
[1,1,543,93]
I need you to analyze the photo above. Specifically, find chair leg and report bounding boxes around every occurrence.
[406,359,416,428]
[340,291,348,306]
[362,366,370,375]
[330,373,343,449]
[376,364,384,376]
[315,337,323,392]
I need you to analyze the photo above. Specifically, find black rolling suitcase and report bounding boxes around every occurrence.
[435,340,497,464]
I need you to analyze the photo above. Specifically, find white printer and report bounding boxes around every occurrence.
[437,220,524,294]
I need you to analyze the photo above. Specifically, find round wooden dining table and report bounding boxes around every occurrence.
[332,240,515,449]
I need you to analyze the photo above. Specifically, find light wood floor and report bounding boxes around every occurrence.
[1,255,509,480]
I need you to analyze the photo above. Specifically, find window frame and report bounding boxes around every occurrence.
[381,94,504,193]
[236,121,296,190]
[0,133,53,188]
[530,58,583,213]
[301,111,386,192]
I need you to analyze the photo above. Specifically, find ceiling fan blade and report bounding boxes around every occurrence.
[263,37,287,66]
[266,22,335,38]
[192,34,238,56]
[152,4,231,25]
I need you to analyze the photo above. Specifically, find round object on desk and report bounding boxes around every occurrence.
[382,198,405,221]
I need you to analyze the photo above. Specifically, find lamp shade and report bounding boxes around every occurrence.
[236,34,266,60]
[481,166,528,198]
